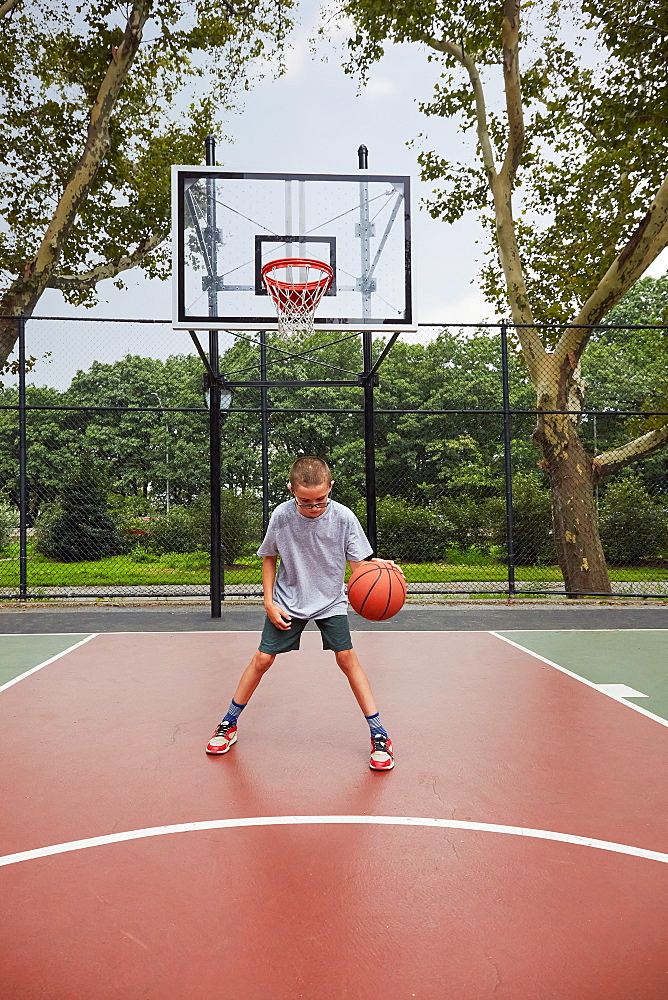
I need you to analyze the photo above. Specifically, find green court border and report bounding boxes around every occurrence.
[0,634,93,690]
[497,630,668,724]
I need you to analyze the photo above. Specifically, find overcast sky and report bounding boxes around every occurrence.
[30,1,666,387]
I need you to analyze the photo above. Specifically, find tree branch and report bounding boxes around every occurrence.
[499,0,524,186]
[426,28,545,377]
[425,36,498,184]
[553,169,668,366]
[0,0,20,19]
[1,1,150,319]
[594,422,668,479]
[488,0,541,355]
[48,231,168,292]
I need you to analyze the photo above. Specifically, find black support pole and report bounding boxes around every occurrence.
[260,331,270,535]
[500,319,516,598]
[17,316,28,599]
[362,329,377,554]
[358,145,377,554]
[206,136,223,617]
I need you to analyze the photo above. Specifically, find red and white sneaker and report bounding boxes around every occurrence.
[369,733,394,771]
[206,721,238,755]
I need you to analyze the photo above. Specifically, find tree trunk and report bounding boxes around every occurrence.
[534,411,612,595]
[0,289,40,368]
[0,315,19,369]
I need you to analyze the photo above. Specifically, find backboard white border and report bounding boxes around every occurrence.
[171,166,416,332]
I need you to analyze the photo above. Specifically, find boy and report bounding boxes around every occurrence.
[206,456,397,770]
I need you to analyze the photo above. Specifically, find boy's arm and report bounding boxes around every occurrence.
[262,555,292,630]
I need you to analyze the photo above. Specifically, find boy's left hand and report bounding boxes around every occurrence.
[370,557,405,578]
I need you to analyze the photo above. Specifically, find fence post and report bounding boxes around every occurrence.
[206,135,223,616]
[260,331,270,535]
[362,329,377,554]
[500,319,516,598]
[17,315,28,599]
[209,338,223,616]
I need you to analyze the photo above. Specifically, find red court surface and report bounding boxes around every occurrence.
[1,630,667,999]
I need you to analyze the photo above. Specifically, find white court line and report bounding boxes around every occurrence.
[491,631,668,729]
[1,815,667,869]
[0,634,98,694]
[488,629,668,633]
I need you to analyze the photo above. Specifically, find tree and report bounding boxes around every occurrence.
[0,0,293,367]
[0,385,79,524]
[34,454,124,561]
[336,0,668,594]
[2,320,660,550]
[584,277,668,413]
[67,354,211,504]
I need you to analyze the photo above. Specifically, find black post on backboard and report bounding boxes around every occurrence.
[358,145,377,554]
[260,331,270,534]
[362,332,377,554]
[500,319,516,598]
[206,136,223,617]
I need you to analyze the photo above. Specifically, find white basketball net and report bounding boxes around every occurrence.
[261,258,334,338]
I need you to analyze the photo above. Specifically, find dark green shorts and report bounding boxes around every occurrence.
[259,614,353,655]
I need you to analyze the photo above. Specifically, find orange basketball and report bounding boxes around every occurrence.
[347,562,407,621]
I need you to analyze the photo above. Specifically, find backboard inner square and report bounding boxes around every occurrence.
[255,236,337,296]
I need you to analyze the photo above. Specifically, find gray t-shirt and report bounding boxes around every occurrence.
[257,499,373,619]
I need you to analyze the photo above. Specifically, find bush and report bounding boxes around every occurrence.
[433,495,506,552]
[0,498,18,549]
[107,493,157,520]
[599,476,668,564]
[119,515,154,546]
[142,505,202,554]
[34,476,124,563]
[118,491,252,563]
[184,492,252,564]
[433,478,555,564]
[508,473,556,565]
[221,491,253,565]
[356,496,455,562]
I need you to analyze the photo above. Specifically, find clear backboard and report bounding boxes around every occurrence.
[172,168,414,332]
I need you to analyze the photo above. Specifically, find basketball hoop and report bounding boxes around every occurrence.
[261,258,334,337]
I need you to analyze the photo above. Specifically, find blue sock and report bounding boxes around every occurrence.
[222,699,246,726]
[365,712,388,738]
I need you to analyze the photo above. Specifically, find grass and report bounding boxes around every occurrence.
[0,544,214,588]
[1,542,667,591]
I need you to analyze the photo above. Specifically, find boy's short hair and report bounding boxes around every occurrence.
[289,456,332,487]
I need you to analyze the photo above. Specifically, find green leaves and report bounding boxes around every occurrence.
[0,0,294,313]
[338,0,668,330]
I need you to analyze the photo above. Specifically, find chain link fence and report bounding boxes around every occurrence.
[0,316,666,600]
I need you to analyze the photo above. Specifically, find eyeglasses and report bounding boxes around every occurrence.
[292,497,331,510]
[291,487,332,510]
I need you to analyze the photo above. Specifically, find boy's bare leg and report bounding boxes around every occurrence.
[334,648,378,717]
[335,647,394,769]
[232,650,276,705]
[207,651,275,755]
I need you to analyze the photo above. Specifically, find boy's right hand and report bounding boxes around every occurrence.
[266,603,292,630]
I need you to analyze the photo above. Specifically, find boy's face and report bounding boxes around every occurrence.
[290,480,333,518]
